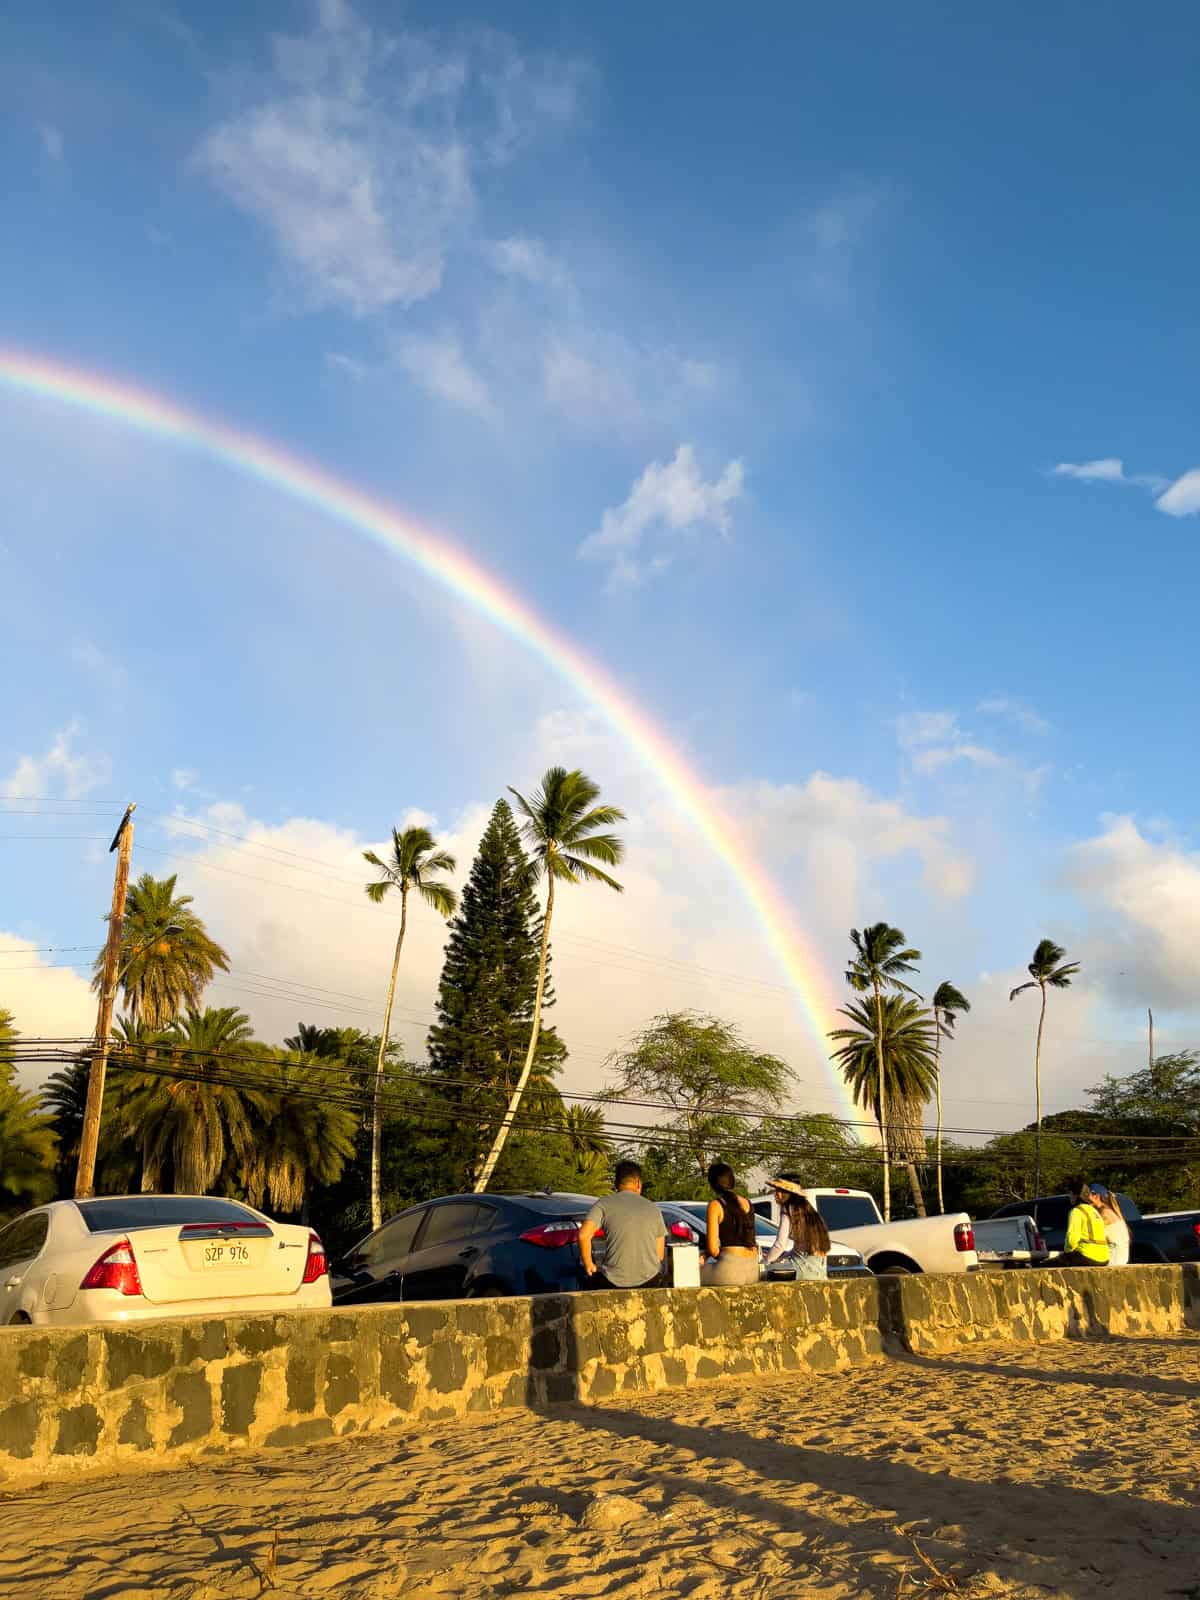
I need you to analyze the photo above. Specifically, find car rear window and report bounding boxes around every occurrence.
[77,1197,261,1233]
[813,1195,879,1229]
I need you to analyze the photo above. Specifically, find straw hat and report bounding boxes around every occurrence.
[770,1176,807,1198]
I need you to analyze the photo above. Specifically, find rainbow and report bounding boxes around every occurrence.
[0,347,852,1111]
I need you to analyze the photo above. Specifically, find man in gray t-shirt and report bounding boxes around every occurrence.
[579,1160,666,1289]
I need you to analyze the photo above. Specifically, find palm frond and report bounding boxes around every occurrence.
[1009,980,1038,1002]
[558,854,623,891]
[419,881,458,918]
[364,878,391,904]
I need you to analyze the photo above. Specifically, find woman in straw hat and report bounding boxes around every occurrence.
[768,1175,831,1281]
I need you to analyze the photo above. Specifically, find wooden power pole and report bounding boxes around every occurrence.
[1148,1007,1155,1071]
[75,803,135,1199]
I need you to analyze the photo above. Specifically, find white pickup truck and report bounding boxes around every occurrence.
[753,1187,980,1276]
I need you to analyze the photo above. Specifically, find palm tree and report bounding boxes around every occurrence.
[473,768,624,1192]
[0,1010,57,1215]
[930,981,971,1213]
[93,873,229,1028]
[843,924,923,1220]
[830,992,937,1220]
[119,1007,268,1194]
[363,826,457,1229]
[237,1050,358,1217]
[1010,939,1080,1195]
[560,1103,613,1178]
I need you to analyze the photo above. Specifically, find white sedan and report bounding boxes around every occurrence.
[0,1194,331,1327]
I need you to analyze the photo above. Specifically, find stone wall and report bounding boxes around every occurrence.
[2,1265,1197,1489]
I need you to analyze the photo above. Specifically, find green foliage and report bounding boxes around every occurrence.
[1009,938,1080,1001]
[0,1011,58,1221]
[829,994,937,1142]
[426,799,567,1185]
[749,1112,885,1195]
[509,767,626,891]
[40,1054,91,1195]
[362,826,458,917]
[93,873,230,1029]
[609,1012,791,1179]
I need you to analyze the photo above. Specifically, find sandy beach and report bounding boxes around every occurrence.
[3,1331,1198,1600]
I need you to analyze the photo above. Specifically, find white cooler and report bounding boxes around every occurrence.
[666,1242,701,1287]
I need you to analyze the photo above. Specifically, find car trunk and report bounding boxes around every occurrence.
[129,1218,303,1306]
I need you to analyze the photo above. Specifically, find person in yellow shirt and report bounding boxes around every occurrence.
[1054,1179,1110,1267]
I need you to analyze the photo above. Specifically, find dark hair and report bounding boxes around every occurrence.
[1067,1175,1085,1201]
[784,1193,830,1256]
[706,1162,737,1194]
[614,1160,642,1189]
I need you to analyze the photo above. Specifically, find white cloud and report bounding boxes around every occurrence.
[171,768,198,792]
[1052,457,1170,495]
[324,351,368,381]
[195,1,582,317]
[395,332,496,419]
[1061,814,1200,1008]
[70,640,128,697]
[1,723,110,801]
[894,710,961,748]
[36,122,64,161]
[977,696,1050,736]
[912,742,1047,795]
[488,235,571,293]
[579,445,745,588]
[1156,469,1200,518]
[1053,457,1127,483]
[0,936,96,1071]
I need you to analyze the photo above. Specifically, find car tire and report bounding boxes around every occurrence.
[8,1312,31,1325]
[873,1262,915,1276]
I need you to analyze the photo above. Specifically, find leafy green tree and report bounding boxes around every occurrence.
[608,1012,791,1180]
[427,799,567,1185]
[0,1011,57,1220]
[830,987,935,1219]
[1010,938,1080,1195]
[474,769,624,1192]
[930,981,971,1213]
[558,1104,613,1184]
[92,873,229,1028]
[842,924,924,1220]
[363,826,457,1230]
[234,1049,358,1217]
[749,1111,886,1198]
[40,1054,91,1194]
[114,1007,269,1194]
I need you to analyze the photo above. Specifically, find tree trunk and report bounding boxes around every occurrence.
[905,1157,927,1216]
[874,981,891,1222]
[1034,982,1047,1197]
[934,1018,944,1214]
[371,884,408,1231]
[473,872,554,1192]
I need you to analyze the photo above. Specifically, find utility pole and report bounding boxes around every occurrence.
[1148,1007,1154,1071]
[75,803,135,1199]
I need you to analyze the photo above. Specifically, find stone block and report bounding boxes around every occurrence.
[167,1371,213,1448]
[182,1320,228,1364]
[53,1404,101,1457]
[0,1400,40,1460]
[286,1351,318,1413]
[107,1330,177,1387]
[427,1339,468,1395]
[221,1363,262,1436]
[233,1318,282,1357]
[55,1334,90,1392]
[530,1323,562,1371]
[697,1293,731,1342]
[264,1418,334,1448]
[18,1340,52,1379]
[404,1306,450,1344]
[117,1398,153,1451]
[324,1354,360,1416]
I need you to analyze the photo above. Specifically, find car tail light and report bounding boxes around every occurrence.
[1191,1221,1200,1242]
[1033,1230,1046,1253]
[954,1222,975,1253]
[520,1219,602,1248]
[80,1238,143,1296]
[669,1221,697,1241]
[301,1232,328,1283]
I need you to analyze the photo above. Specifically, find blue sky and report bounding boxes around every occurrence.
[3,0,1200,1128]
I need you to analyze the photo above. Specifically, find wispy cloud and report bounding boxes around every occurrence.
[394,332,496,420]
[579,445,745,589]
[1051,456,1169,494]
[895,706,1047,794]
[70,640,128,697]
[323,351,368,381]
[894,709,960,748]
[488,235,572,294]
[1,722,110,801]
[36,122,64,161]
[195,0,584,317]
[977,695,1050,736]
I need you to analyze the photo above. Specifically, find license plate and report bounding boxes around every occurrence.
[201,1241,253,1268]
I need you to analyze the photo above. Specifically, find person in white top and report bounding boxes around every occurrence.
[1088,1184,1131,1266]
[764,1174,830,1281]
[763,1172,804,1267]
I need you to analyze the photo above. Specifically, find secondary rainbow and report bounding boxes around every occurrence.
[0,347,851,1108]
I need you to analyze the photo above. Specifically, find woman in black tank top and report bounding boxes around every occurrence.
[700,1162,761,1286]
